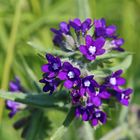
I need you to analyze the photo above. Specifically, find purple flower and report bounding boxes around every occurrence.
[116,88,133,106]
[79,35,105,60]
[51,22,70,35]
[39,78,60,95]
[69,18,92,34]
[111,38,125,52]
[105,69,126,91]
[80,75,99,96]
[75,106,106,126]
[51,22,70,46]
[6,77,25,118]
[75,106,92,121]
[88,86,111,107]
[41,54,62,78]
[58,62,81,89]
[71,89,82,105]
[9,77,22,92]
[6,99,23,118]
[91,110,107,126]
[94,18,116,38]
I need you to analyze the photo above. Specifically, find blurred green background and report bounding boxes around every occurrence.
[0,0,140,140]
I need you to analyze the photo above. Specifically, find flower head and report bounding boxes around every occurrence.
[79,35,105,60]
[110,38,124,52]
[58,62,81,89]
[91,110,107,126]
[69,18,92,34]
[41,54,62,78]
[105,69,126,91]
[94,18,116,38]
[88,86,111,107]
[116,88,133,106]
[39,77,60,95]
[75,106,106,126]
[80,75,99,96]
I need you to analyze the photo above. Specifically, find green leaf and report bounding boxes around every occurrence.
[0,90,68,111]
[23,110,52,140]
[50,107,75,140]
[110,55,133,71]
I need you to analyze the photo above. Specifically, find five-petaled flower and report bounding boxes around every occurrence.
[58,62,81,89]
[41,54,62,78]
[79,35,105,60]
[105,69,126,91]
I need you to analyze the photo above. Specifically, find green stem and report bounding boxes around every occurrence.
[76,0,91,19]
[30,0,41,16]
[0,0,22,124]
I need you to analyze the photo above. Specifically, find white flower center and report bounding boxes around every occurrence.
[68,71,75,79]
[52,63,58,70]
[84,80,91,87]
[121,94,125,99]
[95,90,99,96]
[89,46,96,55]
[95,112,101,118]
[110,77,116,85]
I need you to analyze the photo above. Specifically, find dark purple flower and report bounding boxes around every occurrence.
[79,35,105,60]
[41,54,62,78]
[105,69,126,91]
[6,77,25,118]
[94,18,116,38]
[111,38,125,52]
[88,86,111,107]
[75,106,106,126]
[116,88,133,106]
[71,89,82,105]
[51,22,70,46]
[39,78,60,95]
[91,110,107,126]
[75,106,93,121]
[80,75,99,97]
[58,62,81,89]
[69,18,92,34]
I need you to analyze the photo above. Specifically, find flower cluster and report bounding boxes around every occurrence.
[39,18,133,127]
[51,18,124,60]
[40,54,133,126]
[6,77,26,118]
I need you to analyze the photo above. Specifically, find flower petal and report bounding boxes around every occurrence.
[92,118,98,126]
[79,45,87,55]
[96,49,105,55]
[64,80,73,89]
[58,71,67,80]
[117,77,126,86]
[93,37,105,49]
[85,35,94,46]
[92,96,102,107]
[41,64,49,72]
[106,25,116,36]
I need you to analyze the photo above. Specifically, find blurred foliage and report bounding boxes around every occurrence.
[0,0,140,140]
